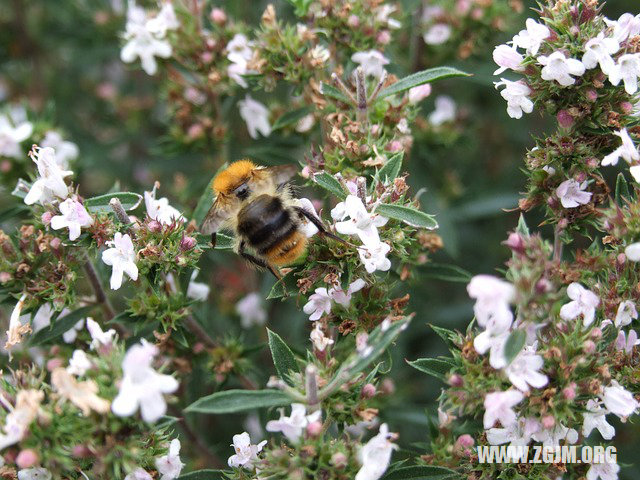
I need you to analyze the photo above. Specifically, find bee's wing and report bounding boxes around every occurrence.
[200,199,231,234]
[263,164,298,187]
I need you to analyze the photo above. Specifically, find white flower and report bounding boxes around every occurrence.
[309,45,330,65]
[227,33,254,64]
[120,3,175,75]
[583,399,615,440]
[155,438,185,480]
[310,323,334,351]
[556,179,592,209]
[24,147,72,206]
[0,113,32,159]
[467,275,514,332]
[102,232,138,290]
[538,51,586,87]
[148,3,179,35]
[228,62,250,88]
[505,346,548,392]
[124,469,153,480]
[0,389,43,451]
[67,349,92,376]
[295,114,315,133]
[332,195,388,247]
[186,270,210,301]
[531,424,578,447]
[17,468,51,480]
[560,283,600,326]
[329,279,366,307]
[29,304,83,344]
[601,380,639,418]
[408,84,432,104]
[111,340,179,423]
[615,329,640,354]
[227,432,267,469]
[358,242,391,274]
[265,403,321,442]
[625,242,640,261]
[40,131,78,169]
[238,95,271,139]
[50,198,93,241]
[605,13,640,42]
[494,79,534,120]
[487,417,540,446]
[351,50,390,78]
[512,18,550,56]
[586,461,620,480]
[6,294,28,352]
[423,24,451,45]
[376,5,401,29]
[582,33,619,75]
[483,389,524,429]
[296,198,320,237]
[86,317,117,350]
[493,44,525,75]
[615,300,638,327]
[144,184,183,225]
[428,95,456,126]
[235,292,267,328]
[303,288,332,321]
[601,128,639,166]
[355,423,397,480]
[474,330,509,369]
[608,53,640,94]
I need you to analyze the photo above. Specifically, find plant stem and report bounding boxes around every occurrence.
[109,198,132,226]
[553,225,563,262]
[83,252,115,321]
[306,364,319,411]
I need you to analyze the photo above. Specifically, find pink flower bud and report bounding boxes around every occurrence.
[41,211,54,225]
[347,15,360,27]
[0,272,11,283]
[456,0,472,14]
[180,235,197,251]
[504,232,525,254]
[591,328,602,339]
[46,358,64,372]
[72,445,92,458]
[557,110,574,129]
[408,84,432,104]
[456,434,474,448]
[617,253,627,265]
[621,102,634,114]
[16,449,39,469]
[331,452,348,468]
[210,7,227,25]
[301,166,311,178]
[361,383,377,398]
[563,383,577,400]
[377,30,391,45]
[193,342,206,354]
[586,157,599,168]
[0,160,11,173]
[471,8,483,20]
[541,415,555,429]
[387,141,403,152]
[586,89,598,102]
[187,123,205,140]
[535,278,552,294]
[201,51,214,64]
[448,374,464,387]
[147,219,162,233]
[557,218,568,230]
[583,340,596,354]
[306,421,323,437]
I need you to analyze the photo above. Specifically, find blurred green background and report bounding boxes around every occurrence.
[1,0,637,475]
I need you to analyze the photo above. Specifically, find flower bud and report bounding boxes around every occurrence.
[504,232,525,254]
[586,89,598,102]
[16,449,39,469]
[541,415,555,429]
[187,123,205,140]
[331,452,348,468]
[387,140,402,152]
[377,30,391,45]
[380,378,395,395]
[306,420,323,437]
[591,327,602,339]
[535,278,552,294]
[210,7,227,25]
[347,15,359,27]
[41,211,54,225]
[456,434,474,448]
[46,358,64,371]
[0,160,11,173]
[180,235,197,251]
[49,237,62,250]
[201,51,213,64]
[448,374,464,387]
[617,253,627,266]
[557,110,574,129]
[72,445,92,458]
[583,340,596,354]
[563,383,577,400]
[621,102,634,114]
[0,272,12,283]
[361,383,377,398]
[147,219,162,233]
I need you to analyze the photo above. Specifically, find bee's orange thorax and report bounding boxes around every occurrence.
[212,160,256,195]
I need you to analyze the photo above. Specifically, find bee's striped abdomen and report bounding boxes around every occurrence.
[237,194,295,251]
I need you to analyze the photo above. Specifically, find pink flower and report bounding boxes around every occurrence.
[556,179,592,208]
[483,390,524,429]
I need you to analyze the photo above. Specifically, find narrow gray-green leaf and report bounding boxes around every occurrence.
[320,82,352,104]
[407,358,455,381]
[197,233,234,250]
[516,214,530,236]
[378,67,470,99]
[504,329,526,365]
[378,152,403,183]
[615,172,631,204]
[178,470,227,480]
[273,106,313,130]
[267,329,299,386]
[421,263,471,283]
[312,172,346,199]
[185,389,292,414]
[375,204,438,230]
[85,192,143,214]
[192,175,216,225]
[29,306,95,346]
[382,465,460,480]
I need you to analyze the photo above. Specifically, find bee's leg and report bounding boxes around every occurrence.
[210,232,217,249]
[238,241,282,280]
[294,207,348,246]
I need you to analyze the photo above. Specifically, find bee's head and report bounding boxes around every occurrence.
[212,160,256,198]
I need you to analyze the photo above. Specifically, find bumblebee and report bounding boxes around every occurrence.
[200,160,340,278]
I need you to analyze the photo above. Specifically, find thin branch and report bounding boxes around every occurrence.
[109,198,131,226]
[305,364,319,411]
[83,252,115,321]
[330,72,357,105]
[553,225,563,262]
[368,70,387,104]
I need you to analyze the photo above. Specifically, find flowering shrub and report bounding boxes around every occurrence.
[0,0,639,479]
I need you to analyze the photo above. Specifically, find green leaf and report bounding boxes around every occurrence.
[320,82,352,104]
[615,172,631,204]
[192,174,217,226]
[421,263,471,283]
[273,106,313,130]
[0,204,29,223]
[516,214,530,236]
[312,172,346,199]
[267,329,299,386]
[378,67,470,99]
[11,179,30,200]
[178,470,228,480]
[378,152,403,183]
[84,192,143,214]
[375,204,438,230]
[381,465,460,480]
[266,273,298,299]
[285,0,313,16]
[185,389,292,414]
[407,358,455,381]
[196,233,234,250]
[504,329,526,364]
[430,324,457,348]
[29,306,95,346]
